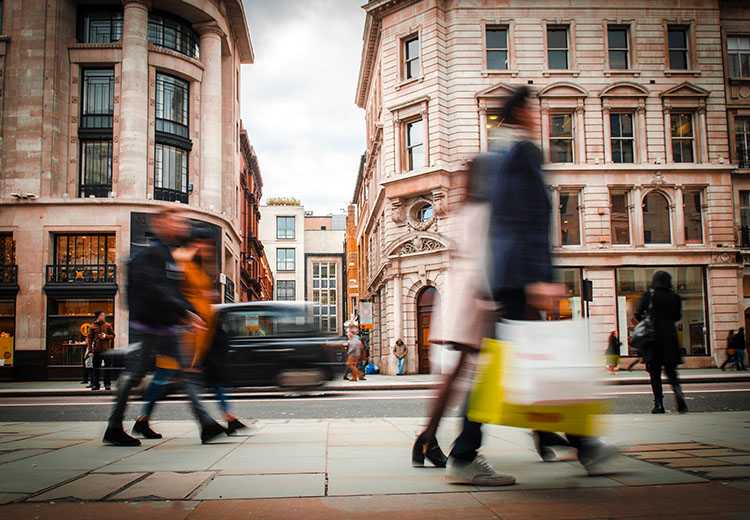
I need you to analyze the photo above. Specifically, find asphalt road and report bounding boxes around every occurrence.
[0,382,748,422]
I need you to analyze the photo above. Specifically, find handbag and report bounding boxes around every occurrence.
[631,289,656,352]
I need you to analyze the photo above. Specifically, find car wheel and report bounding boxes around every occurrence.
[277,368,324,389]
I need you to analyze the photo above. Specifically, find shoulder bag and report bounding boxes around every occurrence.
[631,289,656,353]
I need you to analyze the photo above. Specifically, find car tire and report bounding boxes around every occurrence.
[277,368,324,389]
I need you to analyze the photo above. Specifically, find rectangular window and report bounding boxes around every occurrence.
[608,25,629,70]
[403,34,420,80]
[668,25,690,70]
[616,267,708,356]
[81,69,114,129]
[549,113,574,163]
[486,111,504,151]
[79,141,113,198]
[312,261,338,333]
[276,216,296,239]
[610,191,631,245]
[741,191,750,247]
[610,112,635,163]
[486,26,508,70]
[49,233,117,285]
[154,143,188,203]
[736,117,750,168]
[547,26,569,70]
[79,9,123,43]
[683,189,704,244]
[155,73,189,139]
[276,248,295,272]
[276,280,296,301]
[671,112,694,163]
[405,118,425,171]
[553,268,583,320]
[728,36,750,79]
[559,190,581,246]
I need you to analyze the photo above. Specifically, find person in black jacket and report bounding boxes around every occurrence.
[730,327,747,371]
[635,271,687,414]
[103,207,226,446]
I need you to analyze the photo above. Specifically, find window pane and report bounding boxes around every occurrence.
[547,28,568,49]
[409,144,425,170]
[669,50,688,70]
[620,113,633,137]
[668,28,687,50]
[550,140,573,163]
[548,49,568,69]
[550,114,573,137]
[487,50,508,70]
[407,120,423,146]
[608,28,628,49]
[405,36,419,60]
[742,54,750,77]
[406,58,420,79]
[643,192,671,244]
[729,54,741,78]
[684,190,703,243]
[728,37,739,50]
[609,50,628,69]
[610,192,630,245]
[621,140,634,163]
[486,28,507,49]
[610,113,622,138]
[559,192,580,245]
[671,113,693,138]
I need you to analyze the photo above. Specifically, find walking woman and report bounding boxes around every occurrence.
[635,271,687,414]
[606,331,621,374]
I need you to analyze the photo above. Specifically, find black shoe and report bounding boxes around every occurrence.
[676,395,688,414]
[132,417,163,439]
[201,421,227,444]
[412,433,448,468]
[104,386,111,391]
[91,386,100,391]
[226,418,248,435]
[651,401,666,414]
[103,426,141,446]
[532,432,562,462]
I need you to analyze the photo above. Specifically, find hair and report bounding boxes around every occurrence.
[651,270,673,290]
[501,86,531,125]
[396,339,404,346]
[94,310,105,319]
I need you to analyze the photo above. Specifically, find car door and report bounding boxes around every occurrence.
[221,306,282,386]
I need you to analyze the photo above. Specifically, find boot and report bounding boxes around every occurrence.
[651,399,665,414]
[201,420,227,444]
[411,432,448,468]
[103,426,141,447]
[226,418,248,435]
[675,389,688,414]
[132,417,163,439]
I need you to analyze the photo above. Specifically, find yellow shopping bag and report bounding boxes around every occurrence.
[468,338,608,437]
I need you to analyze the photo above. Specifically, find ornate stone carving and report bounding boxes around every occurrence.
[397,237,444,256]
[431,188,448,217]
[711,252,736,265]
[391,198,406,224]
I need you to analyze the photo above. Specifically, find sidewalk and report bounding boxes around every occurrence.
[0,368,748,397]
[1,413,749,518]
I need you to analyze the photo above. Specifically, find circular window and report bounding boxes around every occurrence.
[416,203,433,223]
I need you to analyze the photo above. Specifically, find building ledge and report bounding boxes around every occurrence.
[544,163,735,172]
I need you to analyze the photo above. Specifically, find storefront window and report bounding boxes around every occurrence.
[552,267,582,320]
[616,266,708,357]
[46,299,113,366]
[0,300,15,367]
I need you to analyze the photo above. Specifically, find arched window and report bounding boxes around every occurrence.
[642,191,671,244]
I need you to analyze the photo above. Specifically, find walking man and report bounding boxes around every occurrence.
[88,310,114,391]
[346,325,364,382]
[103,207,225,446]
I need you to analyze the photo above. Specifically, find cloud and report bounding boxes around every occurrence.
[241,0,365,214]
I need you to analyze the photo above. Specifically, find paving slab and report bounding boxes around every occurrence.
[621,442,709,452]
[0,492,27,505]
[683,448,747,457]
[0,501,199,520]
[0,468,86,494]
[3,438,90,450]
[194,473,325,499]
[687,465,750,479]
[1,440,148,471]
[100,437,242,472]
[31,473,145,501]
[0,449,51,464]
[212,443,326,474]
[111,471,213,500]
[712,455,750,464]
[596,455,708,486]
[665,458,732,468]
[632,450,694,459]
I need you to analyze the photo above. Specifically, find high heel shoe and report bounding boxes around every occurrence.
[412,433,448,468]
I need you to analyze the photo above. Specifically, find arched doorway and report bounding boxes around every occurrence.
[416,286,438,374]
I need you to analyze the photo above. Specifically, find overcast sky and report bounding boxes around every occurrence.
[240,0,366,215]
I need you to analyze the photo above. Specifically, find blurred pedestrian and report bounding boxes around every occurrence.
[103,207,225,447]
[88,310,114,391]
[732,327,746,371]
[721,329,737,371]
[606,331,621,374]
[394,339,407,375]
[635,271,687,414]
[346,325,364,382]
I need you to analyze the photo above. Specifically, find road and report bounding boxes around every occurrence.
[0,382,748,422]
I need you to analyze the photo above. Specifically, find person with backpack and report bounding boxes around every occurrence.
[635,271,687,414]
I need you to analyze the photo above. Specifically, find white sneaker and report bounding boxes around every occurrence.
[446,455,516,486]
[581,444,618,475]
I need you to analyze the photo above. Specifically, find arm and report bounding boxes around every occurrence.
[104,323,115,341]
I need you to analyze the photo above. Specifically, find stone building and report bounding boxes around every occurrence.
[345,202,361,323]
[352,0,745,374]
[259,202,306,303]
[0,0,254,379]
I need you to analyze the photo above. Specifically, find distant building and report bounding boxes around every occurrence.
[305,214,346,335]
[259,203,306,303]
[345,203,361,324]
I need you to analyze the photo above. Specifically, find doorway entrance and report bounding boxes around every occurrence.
[417,286,438,374]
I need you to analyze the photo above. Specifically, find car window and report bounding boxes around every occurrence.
[221,307,318,338]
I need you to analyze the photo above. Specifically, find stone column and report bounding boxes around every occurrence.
[663,105,673,163]
[632,185,644,246]
[118,0,150,199]
[602,101,611,163]
[197,23,224,211]
[698,104,709,164]
[636,100,647,163]
[674,186,686,246]
[575,101,586,164]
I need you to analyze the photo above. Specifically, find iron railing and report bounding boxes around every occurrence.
[154,187,188,204]
[79,184,111,198]
[46,264,116,284]
[156,118,189,139]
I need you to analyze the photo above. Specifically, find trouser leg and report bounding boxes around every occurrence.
[213,384,231,416]
[648,363,664,402]
[108,338,153,428]
[141,369,174,418]
[663,364,683,397]
[180,372,212,427]
[535,431,571,448]
[92,354,101,388]
[449,397,483,462]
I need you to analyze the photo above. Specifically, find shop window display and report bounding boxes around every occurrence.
[46,299,113,366]
[552,267,582,320]
[0,300,15,367]
[616,266,707,357]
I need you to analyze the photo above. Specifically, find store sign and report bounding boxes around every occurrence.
[359,301,373,330]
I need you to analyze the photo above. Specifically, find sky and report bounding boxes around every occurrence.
[240,0,366,215]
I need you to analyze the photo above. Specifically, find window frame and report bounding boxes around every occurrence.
[682,187,705,245]
[665,23,693,72]
[404,116,425,172]
[740,190,750,248]
[276,248,296,273]
[484,24,509,71]
[147,11,200,60]
[609,189,632,246]
[79,140,113,198]
[153,142,189,203]
[77,8,123,44]
[401,32,421,82]
[735,116,750,169]
[727,35,750,80]
[276,280,296,301]
[80,68,115,130]
[155,72,190,140]
[548,111,576,164]
[670,111,696,164]
[607,25,631,71]
[642,190,673,245]
[276,216,296,240]
[609,111,636,164]
[558,188,582,247]
[546,24,570,71]
[312,261,338,333]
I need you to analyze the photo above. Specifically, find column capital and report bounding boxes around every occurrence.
[123,0,151,10]
[195,22,225,38]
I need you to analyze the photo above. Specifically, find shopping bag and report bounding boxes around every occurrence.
[468,320,608,437]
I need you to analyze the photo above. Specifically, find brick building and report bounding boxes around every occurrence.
[352,0,747,374]
[0,0,254,379]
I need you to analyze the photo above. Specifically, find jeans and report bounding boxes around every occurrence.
[92,352,111,388]
[735,350,747,371]
[647,362,683,402]
[397,357,406,375]
[211,384,231,415]
[140,367,212,426]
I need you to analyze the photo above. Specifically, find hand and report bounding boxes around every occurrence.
[525,282,566,313]
[187,311,207,331]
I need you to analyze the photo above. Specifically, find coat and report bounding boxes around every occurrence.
[635,288,683,367]
[87,321,115,353]
[430,201,495,351]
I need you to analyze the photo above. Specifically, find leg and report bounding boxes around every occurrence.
[101,353,111,388]
[140,369,173,418]
[179,372,213,427]
[212,384,231,417]
[663,364,687,413]
[108,338,153,429]
[647,362,665,413]
[449,409,483,462]
[91,353,101,389]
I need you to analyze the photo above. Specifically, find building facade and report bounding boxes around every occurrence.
[353,0,745,374]
[304,214,347,335]
[259,203,306,302]
[345,203,361,323]
[0,0,253,379]
[239,126,273,302]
